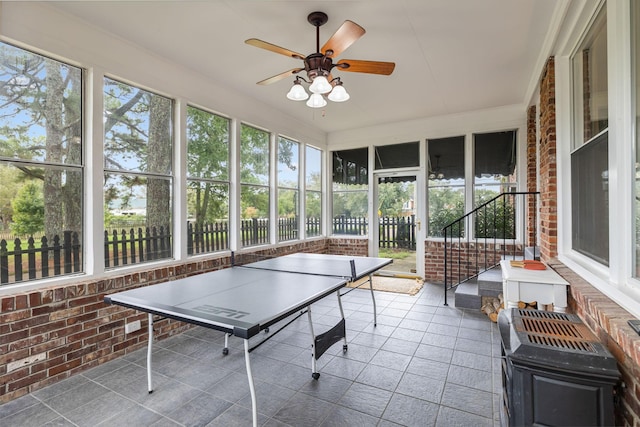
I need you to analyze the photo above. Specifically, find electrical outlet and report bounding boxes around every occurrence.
[125,320,141,334]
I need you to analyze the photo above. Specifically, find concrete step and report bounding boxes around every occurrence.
[477,267,503,298]
[454,281,482,310]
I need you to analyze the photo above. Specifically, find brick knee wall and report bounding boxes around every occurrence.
[424,239,521,283]
[0,239,329,403]
[548,259,640,426]
[327,237,369,256]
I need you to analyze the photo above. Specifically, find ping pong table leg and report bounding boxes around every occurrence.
[306,307,320,379]
[147,313,153,393]
[243,339,258,427]
[223,333,230,355]
[336,290,348,352]
[368,273,378,326]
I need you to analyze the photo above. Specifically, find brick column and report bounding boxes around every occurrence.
[538,57,558,261]
[526,105,537,248]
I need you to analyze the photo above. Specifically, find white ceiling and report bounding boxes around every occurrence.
[46,0,561,134]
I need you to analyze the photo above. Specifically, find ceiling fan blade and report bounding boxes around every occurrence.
[321,20,365,58]
[336,59,396,75]
[245,38,305,60]
[256,68,304,85]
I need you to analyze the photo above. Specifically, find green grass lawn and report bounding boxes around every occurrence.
[378,248,413,260]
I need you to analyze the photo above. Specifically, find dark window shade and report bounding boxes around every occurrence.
[374,141,420,170]
[474,131,517,177]
[571,131,609,265]
[428,136,465,180]
[333,148,368,185]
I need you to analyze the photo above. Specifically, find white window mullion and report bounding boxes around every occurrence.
[174,98,188,261]
[86,67,105,277]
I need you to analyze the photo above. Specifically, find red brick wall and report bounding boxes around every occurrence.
[327,237,369,256]
[526,105,538,248]
[424,239,521,283]
[538,57,558,261]
[0,239,329,403]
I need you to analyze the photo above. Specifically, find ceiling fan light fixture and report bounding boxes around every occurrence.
[327,81,350,102]
[309,74,332,94]
[306,93,327,108]
[286,79,309,101]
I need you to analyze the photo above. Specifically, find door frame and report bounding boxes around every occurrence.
[371,170,425,278]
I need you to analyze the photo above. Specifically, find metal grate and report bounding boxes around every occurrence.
[515,309,598,354]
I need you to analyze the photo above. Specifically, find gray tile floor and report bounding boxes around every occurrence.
[0,282,503,426]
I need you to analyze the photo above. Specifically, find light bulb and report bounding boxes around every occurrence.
[286,82,308,101]
[328,84,350,102]
[306,93,327,108]
[309,75,332,94]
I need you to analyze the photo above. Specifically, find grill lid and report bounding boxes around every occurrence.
[499,309,619,379]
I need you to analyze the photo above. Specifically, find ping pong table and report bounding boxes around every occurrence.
[103,252,391,427]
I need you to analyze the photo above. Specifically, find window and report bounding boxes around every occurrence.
[0,42,83,285]
[374,141,420,169]
[474,131,517,239]
[306,146,322,237]
[240,124,270,247]
[427,137,465,237]
[277,137,299,242]
[103,78,173,268]
[571,7,609,265]
[186,106,230,255]
[332,148,368,235]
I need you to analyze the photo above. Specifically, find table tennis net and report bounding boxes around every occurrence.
[230,251,279,267]
[231,251,358,281]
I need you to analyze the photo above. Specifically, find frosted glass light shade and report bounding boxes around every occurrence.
[286,83,308,101]
[327,84,350,102]
[309,75,332,94]
[306,93,327,108]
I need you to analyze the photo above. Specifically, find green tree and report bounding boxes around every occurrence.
[378,181,414,216]
[428,187,465,237]
[11,182,44,235]
[186,107,230,224]
[0,43,82,239]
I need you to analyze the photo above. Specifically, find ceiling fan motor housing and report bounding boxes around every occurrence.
[305,53,333,79]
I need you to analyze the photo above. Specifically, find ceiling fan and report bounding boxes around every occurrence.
[245,11,395,107]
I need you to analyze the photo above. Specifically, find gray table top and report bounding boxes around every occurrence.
[104,266,347,338]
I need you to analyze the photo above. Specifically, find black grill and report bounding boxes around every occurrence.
[499,309,620,426]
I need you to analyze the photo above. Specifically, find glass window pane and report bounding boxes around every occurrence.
[278,137,299,242]
[187,106,229,181]
[0,42,83,165]
[332,183,368,235]
[104,173,173,267]
[278,137,299,189]
[428,186,465,237]
[332,148,368,235]
[241,185,269,247]
[428,136,465,237]
[186,182,229,254]
[306,146,322,192]
[278,188,298,242]
[572,8,608,147]
[306,191,322,237]
[186,106,230,256]
[333,148,368,185]
[0,42,84,286]
[374,141,420,169]
[570,6,609,266]
[241,124,269,186]
[571,133,609,265]
[104,78,173,174]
